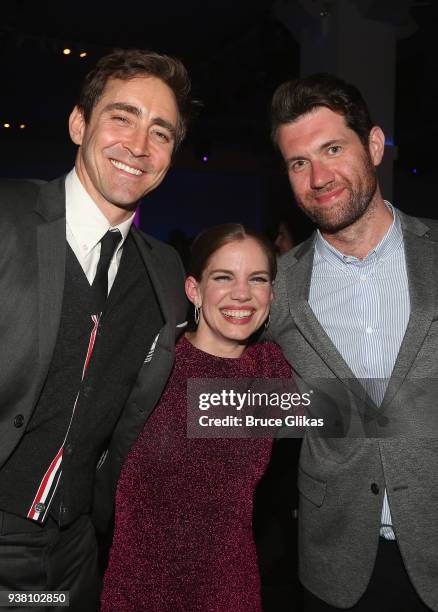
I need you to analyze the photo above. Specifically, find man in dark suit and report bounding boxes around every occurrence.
[268,74,438,611]
[0,49,190,609]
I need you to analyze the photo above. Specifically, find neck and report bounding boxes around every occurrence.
[75,159,137,226]
[185,331,246,358]
[100,203,136,227]
[321,191,392,260]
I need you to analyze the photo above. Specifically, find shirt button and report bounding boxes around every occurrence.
[35,502,45,513]
[13,414,24,428]
[371,483,380,495]
[366,327,373,334]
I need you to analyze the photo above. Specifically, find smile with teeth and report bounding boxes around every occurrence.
[221,309,254,320]
[110,159,143,176]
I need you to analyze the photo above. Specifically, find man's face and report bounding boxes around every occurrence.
[69,76,178,223]
[276,107,383,234]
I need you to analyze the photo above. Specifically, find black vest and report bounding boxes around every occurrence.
[0,234,163,524]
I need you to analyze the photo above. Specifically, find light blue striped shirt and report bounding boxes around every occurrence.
[308,203,410,539]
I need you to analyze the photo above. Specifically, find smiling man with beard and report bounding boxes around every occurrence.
[0,49,190,610]
[268,73,438,611]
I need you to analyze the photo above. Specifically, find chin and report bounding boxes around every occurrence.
[225,327,258,343]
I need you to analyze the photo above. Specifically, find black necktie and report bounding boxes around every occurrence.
[92,229,122,314]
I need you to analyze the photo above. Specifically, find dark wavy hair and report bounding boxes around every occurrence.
[271,72,373,146]
[189,223,277,282]
[77,48,191,149]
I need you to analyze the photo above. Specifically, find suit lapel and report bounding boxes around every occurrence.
[34,178,66,399]
[130,227,174,332]
[286,237,365,397]
[129,228,176,419]
[382,215,438,408]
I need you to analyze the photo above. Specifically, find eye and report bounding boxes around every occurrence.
[212,274,232,282]
[150,128,172,144]
[328,145,342,155]
[112,115,130,125]
[250,275,270,284]
[289,159,307,173]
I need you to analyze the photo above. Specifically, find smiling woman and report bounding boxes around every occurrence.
[185,223,277,357]
[101,224,294,612]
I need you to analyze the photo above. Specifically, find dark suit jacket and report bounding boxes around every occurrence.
[0,176,187,532]
[270,210,438,611]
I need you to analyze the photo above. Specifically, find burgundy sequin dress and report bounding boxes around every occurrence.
[101,337,291,612]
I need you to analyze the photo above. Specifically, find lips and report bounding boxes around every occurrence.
[110,158,144,176]
[220,308,255,324]
[314,187,345,204]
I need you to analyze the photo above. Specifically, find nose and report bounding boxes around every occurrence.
[124,129,150,158]
[230,279,251,301]
[310,160,334,189]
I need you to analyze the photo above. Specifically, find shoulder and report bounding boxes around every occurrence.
[398,209,438,241]
[132,227,187,321]
[416,217,438,239]
[0,179,42,222]
[0,177,42,197]
[245,341,292,378]
[132,227,186,287]
[133,227,184,270]
[277,235,315,272]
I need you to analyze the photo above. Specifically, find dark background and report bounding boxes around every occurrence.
[1,0,437,245]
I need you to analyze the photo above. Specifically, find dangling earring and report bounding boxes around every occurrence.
[264,313,270,329]
[194,304,200,325]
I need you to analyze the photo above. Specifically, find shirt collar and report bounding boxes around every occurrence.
[315,201,403,267]
[65,168,135,253]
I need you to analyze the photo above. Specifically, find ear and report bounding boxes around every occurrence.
[368,126,385,167]
[69,106,86,146]
[185,276,201,306]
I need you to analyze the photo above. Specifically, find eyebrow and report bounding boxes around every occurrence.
[104,102,142,117]
[103,102,177,139]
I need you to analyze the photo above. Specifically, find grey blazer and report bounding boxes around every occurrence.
[0,176,188,532]
[269,210,438,610]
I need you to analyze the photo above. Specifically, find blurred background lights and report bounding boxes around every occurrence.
[202,155,208,162]
[3,123,11,128]
[79,52,87,58]
[63,48,71,55]
[19,124,26,129]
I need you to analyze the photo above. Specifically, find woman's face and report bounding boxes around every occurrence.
[185,238,273,357]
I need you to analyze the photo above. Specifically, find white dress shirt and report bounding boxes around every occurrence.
[65,169,135,292]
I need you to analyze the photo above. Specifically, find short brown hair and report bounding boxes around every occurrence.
[271,73,373,146]
[189,223,277,282]
[77,48,191,149]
